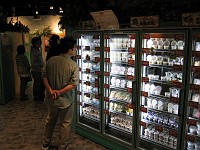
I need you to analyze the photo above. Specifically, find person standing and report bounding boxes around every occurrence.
[30,36,45,101]
[42,37,79,150]
[15,45,31,100]
[46,34,61,62]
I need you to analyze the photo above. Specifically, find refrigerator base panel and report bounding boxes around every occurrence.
[105,128,132,143]
[79,116,100,130]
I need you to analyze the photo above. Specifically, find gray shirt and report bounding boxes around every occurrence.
[42,54,79,109]
[30,46,44,72]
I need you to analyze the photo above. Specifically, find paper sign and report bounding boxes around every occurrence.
[130,15,159,28]
[182,12,200,26]
[90,10,119,29]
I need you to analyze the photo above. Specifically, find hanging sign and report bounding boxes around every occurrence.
[91,10,119,29]
[182,12,200,26]
[130,15,159,28]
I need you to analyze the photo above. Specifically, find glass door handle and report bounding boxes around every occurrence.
[132,81,136,104]
[97,75,101,96]
[178,89,182,116]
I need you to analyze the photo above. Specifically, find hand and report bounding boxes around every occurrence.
[53,90,61,99]
[49,89,57,100]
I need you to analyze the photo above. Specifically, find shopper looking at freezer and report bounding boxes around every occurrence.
[41,37,79,150]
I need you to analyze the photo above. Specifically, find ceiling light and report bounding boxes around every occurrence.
[48,5,56,15]
[33,11,41,20]
[59,7,63,14]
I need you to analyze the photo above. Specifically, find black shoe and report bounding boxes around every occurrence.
[20,97,29,101]
[42,143,51,150]
[25,94,28,97]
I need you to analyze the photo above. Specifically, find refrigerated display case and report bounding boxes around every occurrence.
[103,31,138,146]
[182,30,200,150]
[76,31,103,131]
[138,30,188,150]
[75,30,139,150]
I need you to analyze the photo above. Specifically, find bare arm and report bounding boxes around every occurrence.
[42,77,56,99]
[54,84,76,97]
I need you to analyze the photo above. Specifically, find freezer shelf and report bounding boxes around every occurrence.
[103,33,136,144]
[76,32,101,131]
[185,32,200,150]
[139,32,186,150]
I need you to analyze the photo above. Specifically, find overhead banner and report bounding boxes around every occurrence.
[182,12,200,26]
[90,10,119,30]
[130,15,159,28]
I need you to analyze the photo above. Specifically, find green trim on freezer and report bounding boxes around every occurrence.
[76,125,134,150]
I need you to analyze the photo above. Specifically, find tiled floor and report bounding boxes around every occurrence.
[0,87,108,150]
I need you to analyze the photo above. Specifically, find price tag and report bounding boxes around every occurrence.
[104,84,109,89]
[94,47,100,51]
[127,75,134,80]
[143,34,150,39]
[189,101,199,109]
[76,55,81,59]
[95,82,99,88]
[93,35,99,39]
[171,81,182,88]
[186,135,196,142]
[192,66,200,72]
[187,119,197,126]
[79,68,81,71]
[85,81,90,86]
[192,51,200,57]
[128,48,135,53]
[141,91,148,97]
[104,72,110,76]
[142,77,149,82]
[94,94,100,99]
[104,35,110,39]
[142,48,151,54]
[140,107,147,113]
[155,126,163,132]
[79,80,82,83]
[127,88,132,93]
[129,34,136,39]
[175,34,184,40]
[86,68,90,73]
[128,60,135,66]
[104,97,109,102]
[85,46,90,50]
[140,121,147,127]
[104,47,110,52]
[128,104,134,109]
[175,50,184,56]
[170,97,179,104]
[142,61,149,66]
[77,91,82,95]
[169,130,178,137]
[104,110,109,114]
[95,71,100,75]
[190,84,200,91]
[77,46,81,50]
[94,57,100,62]
[105,58,110,63]
[173,65,182,71]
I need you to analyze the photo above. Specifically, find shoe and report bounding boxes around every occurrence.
[25,94,28,97]
[20,97,29,101]
[42,143,51,150]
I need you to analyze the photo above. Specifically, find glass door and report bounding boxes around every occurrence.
[183,31,200,150]
[138,31,188,150]
[103,31,138,146]
[76,31,102,131]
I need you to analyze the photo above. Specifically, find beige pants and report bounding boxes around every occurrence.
[43,103,74,150]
